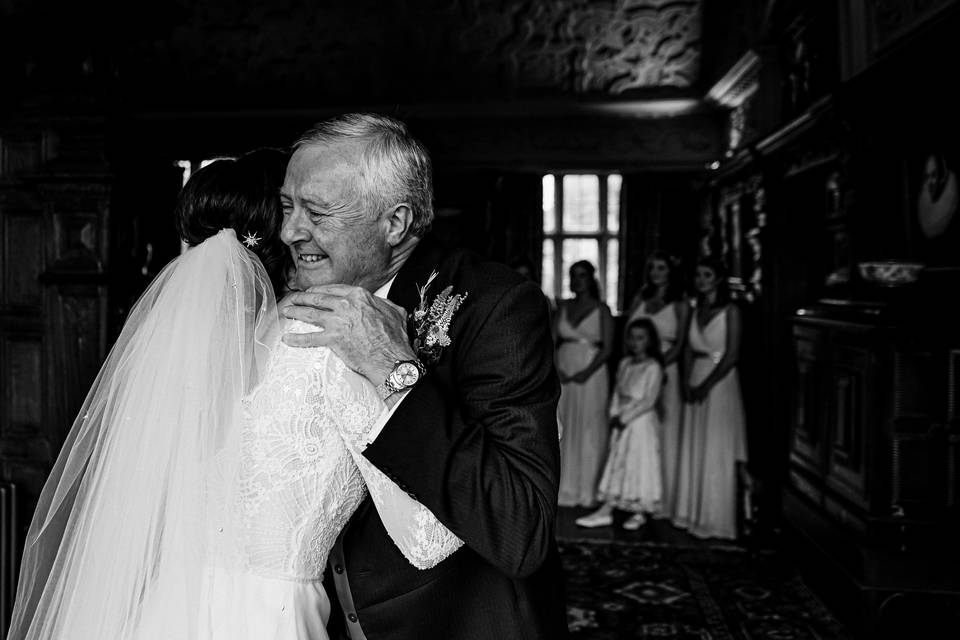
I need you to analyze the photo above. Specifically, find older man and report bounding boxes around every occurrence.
[280,113,566,640]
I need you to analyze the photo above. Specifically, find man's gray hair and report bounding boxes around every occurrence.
[294,113,434,237]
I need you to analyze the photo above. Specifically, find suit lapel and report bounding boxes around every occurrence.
[388,234,446,313]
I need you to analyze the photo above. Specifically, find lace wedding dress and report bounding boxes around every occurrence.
[7,231,462,640]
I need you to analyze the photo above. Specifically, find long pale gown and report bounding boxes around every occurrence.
[596,358,663,513]
[627,300,683,518]
[557,304,610,507]
[136,319,463,639]
[673,306,747,540]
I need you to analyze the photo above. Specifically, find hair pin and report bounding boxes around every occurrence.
[242,231,261,248]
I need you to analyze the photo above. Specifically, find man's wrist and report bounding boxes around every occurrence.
[370,347,417,384]
[375,355,425,401]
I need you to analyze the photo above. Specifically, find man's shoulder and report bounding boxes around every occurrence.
[440,248,529,297]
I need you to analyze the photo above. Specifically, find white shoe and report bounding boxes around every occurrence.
[575,512,613,528]
[622,514,646,531]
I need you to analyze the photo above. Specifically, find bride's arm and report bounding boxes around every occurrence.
[321,353,464,569]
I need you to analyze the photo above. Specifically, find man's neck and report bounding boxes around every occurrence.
[366,235,421,292]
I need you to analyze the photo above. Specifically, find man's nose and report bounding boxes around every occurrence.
[280,209,310,245]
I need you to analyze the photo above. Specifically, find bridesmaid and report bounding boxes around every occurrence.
[624,251,690,522]
[555,260,614,507]
[674,257,747,540]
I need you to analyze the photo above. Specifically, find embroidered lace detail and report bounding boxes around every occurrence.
[237,321,366,580]
[322,356,465,569]
[352,451,465,569]
[324,355,384,448]
[238,318,463,577]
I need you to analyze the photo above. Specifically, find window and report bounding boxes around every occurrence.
[175,157,234,188]
[542,173,623,311]
[174,157,234,252]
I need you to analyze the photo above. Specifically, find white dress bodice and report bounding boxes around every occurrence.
[236,319,463,580]
[628,300,678,352]
[688,307,727,372]
[237,321,375,580]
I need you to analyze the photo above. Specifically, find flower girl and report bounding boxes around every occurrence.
[576,317,664,530]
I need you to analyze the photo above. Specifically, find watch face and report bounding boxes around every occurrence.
[395,361,421,387]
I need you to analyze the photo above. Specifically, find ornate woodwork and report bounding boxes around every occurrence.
[0,121,112,627]
[3,0,703,110]
[702,173,766,303]
[788,300,960,635]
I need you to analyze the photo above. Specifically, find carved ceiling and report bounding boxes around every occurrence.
[3,0,702,110]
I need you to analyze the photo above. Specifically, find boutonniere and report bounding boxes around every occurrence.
[410,270,468,367]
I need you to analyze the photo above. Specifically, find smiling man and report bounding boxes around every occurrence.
[278,113,566,640]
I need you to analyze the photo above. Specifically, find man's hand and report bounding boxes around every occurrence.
[281,284,416,385]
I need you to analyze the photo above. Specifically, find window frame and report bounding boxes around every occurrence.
[543,172,624,313]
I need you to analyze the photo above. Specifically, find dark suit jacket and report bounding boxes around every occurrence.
[327,235,566,640]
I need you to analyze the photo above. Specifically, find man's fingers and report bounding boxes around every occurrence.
[301,284,406,316]
[285,290,344,310]
[281,331,330,348]
[305,283,358,295]
[283,305,331,326]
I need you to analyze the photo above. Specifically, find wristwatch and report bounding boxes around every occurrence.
[376,359,426,400]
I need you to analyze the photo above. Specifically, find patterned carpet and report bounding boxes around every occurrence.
[559,538,850,639]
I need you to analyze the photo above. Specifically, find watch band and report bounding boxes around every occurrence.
[376,377,402,400]
[376,358,425,401]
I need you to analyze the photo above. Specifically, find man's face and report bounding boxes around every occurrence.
[280,142,390,291]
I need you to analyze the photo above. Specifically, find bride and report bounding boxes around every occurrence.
[6,149,461,640]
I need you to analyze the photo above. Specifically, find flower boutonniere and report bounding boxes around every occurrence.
[410,270,468,367]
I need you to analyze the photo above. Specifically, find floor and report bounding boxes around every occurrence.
[556,505,859,639]
[557,506,724,547]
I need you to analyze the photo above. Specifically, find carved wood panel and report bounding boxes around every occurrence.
[0,133,44,180]
[44,286,107,450]
[827,345,869,508]
[0,336,43,438]
[889,349,950,515]
[791,328,827,474]
[947,349,960,507]
[1,213,43,310]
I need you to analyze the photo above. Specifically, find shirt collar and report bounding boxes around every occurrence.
[373,275,397,300]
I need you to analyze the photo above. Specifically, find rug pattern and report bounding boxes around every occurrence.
[559,538,850,639]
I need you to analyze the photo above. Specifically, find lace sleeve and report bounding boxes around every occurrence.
[321,355,464,569]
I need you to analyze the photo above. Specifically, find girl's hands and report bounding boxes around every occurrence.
[559,369,592,384]
[688,383,711,403]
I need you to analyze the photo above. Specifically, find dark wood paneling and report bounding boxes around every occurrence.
[0,336,42,437]
[792,327,827,474]
[828,346,868,509]
[1,213,43,310]
[788,308,960,636]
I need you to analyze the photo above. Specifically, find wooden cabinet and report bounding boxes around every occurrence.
[786,300,960,636]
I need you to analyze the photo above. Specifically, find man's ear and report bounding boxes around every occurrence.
[383,203,414,247]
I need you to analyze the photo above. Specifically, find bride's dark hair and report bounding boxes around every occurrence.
[175,147,290,293]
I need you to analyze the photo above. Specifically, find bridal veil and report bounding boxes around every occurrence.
[6,229,279,640]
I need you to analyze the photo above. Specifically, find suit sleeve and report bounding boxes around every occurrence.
[321,354,465,570]
[362,279,561,578]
